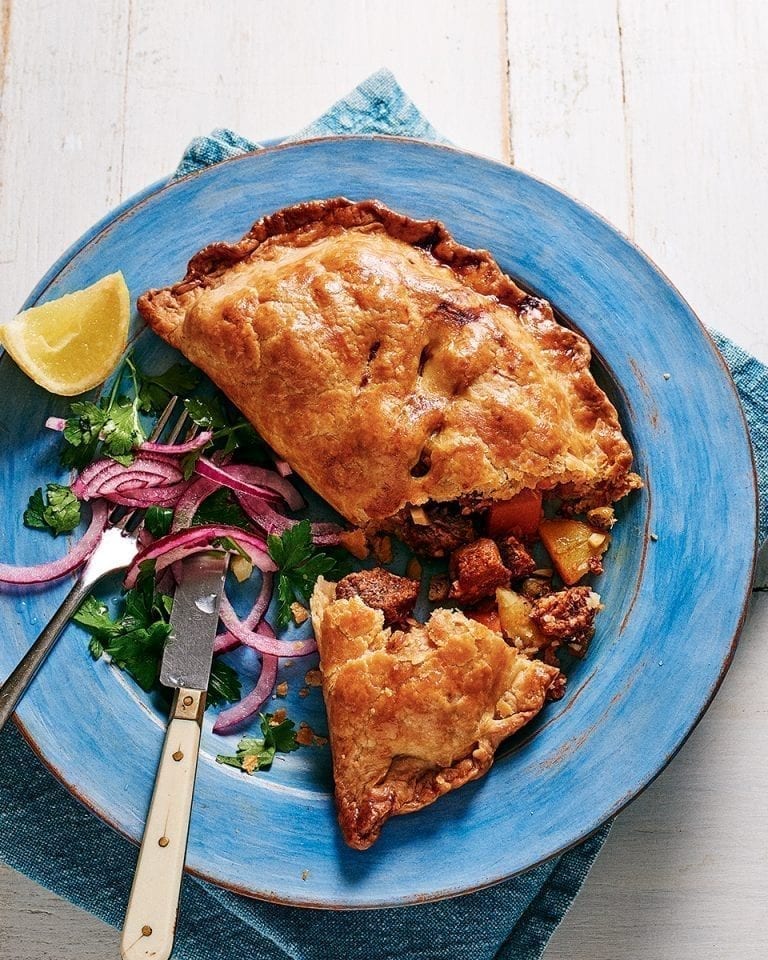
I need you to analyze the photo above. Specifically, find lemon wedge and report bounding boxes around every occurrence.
[0,272,130,396]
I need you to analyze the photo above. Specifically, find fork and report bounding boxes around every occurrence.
[0,397,189,733]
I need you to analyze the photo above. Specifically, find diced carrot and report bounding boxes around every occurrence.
[466,605,503,634]
[487,489,543,539]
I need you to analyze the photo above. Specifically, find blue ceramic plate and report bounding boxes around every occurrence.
[0,137,757,907]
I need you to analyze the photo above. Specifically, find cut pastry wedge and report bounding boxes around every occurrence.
[0,272,130,396]
[310,576,561,850]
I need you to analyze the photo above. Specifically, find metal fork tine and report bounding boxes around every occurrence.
[149,395,179,441]
[165,410,189,445]
[112,396,183,531]
[121,415,203,534]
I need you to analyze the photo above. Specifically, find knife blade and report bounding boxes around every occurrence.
[160,551,229,691]
[121,549,228,960]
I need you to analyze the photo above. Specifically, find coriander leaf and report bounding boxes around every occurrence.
[137,362,201,414]
[267,521,340,626]
[144,506,173,538]
[192,488,251,529]
[24,484,81,536]
[207,660,242,708]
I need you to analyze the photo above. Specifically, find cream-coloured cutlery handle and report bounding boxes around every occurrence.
[120,688,205,960]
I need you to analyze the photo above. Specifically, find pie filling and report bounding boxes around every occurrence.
[311,481,627,848]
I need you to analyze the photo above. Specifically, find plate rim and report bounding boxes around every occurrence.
[3,133,759,909]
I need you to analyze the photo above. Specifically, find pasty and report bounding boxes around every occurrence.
[310,577,561,849]
[138,198,641,554]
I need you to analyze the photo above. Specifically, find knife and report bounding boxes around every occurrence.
[120,551,229,960]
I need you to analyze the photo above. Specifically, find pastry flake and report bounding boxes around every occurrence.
[310,577,561,850]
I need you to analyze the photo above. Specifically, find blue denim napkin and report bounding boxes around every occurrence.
[1,69,766,960]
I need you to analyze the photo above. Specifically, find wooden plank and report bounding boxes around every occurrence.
[0,0,130,314]
[614,0,768,362]
[0,862,116,960]
[547,593,768,960]
[505,0,630,231]
[120,0,508,197]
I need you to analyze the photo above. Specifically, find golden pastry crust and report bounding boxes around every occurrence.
[310,577,561,850]
[138,198,641,529]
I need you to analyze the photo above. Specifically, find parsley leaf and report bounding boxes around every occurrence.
[267,520,339,627]
[207,660,242,708]
[74,596,115,633]
[184,396,269,464]
[102,395,145,459]
[88,635,105,660]
[184,396,228,430]
[23,488,49,532]
[137,362,201,414]
[107,620,170,691]
[59,358,148,467]
[215,712,299,774]
[74,583,239,705]
[262,712,300,754]
[23,484,81,536]
[74,587,171,692]
[144,506,173,538]
[61,401,109,469]
[192,488,251,529]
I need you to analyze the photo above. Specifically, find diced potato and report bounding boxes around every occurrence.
[487,489,543,539]
[496,587,547,653]
[230,555,253,582]
[539,519,611,586]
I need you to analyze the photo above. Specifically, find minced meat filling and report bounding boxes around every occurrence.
[336,569,419,625]
[448,538,511,605]
[394,501,477,556]
[497,534,536,580]
[530,586,601,654]
[357,495,608,683]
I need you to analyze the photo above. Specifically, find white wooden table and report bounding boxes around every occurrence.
[1,2,766,958]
